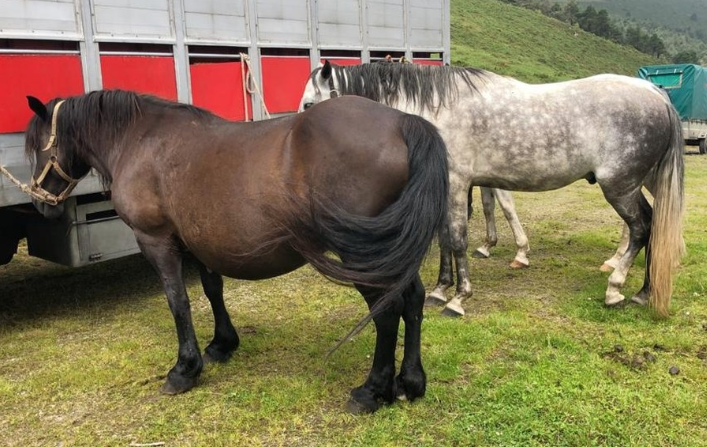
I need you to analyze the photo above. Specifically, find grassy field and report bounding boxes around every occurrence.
[1,1,704,445]
[2,152,707,446]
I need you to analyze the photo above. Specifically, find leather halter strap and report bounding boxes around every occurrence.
[328,74,339,98]
[30,100,82,206]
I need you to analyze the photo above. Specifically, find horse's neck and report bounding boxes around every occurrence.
[79,124,133,183]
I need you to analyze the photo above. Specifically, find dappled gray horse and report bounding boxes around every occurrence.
[300,62,684,317]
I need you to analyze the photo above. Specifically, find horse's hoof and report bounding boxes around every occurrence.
[202,352,219,364]
[509,259,529,269]
[605,294,626,307]
[160,376,197,395]
[396,373,426,402]
[472,249,489,259]
[630,295,648,306]
[441,303,465,317]
[203,347,233,364]
[425,292,447,307]
[345,398,378,414]
[347,386,381,414]
[160,381,186,395]
[599,263,615,272]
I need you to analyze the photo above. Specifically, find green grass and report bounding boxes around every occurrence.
[2,155,707,446]
[2,2,706,445]
[451,0,660,82]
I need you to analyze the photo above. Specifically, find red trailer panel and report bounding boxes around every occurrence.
[260,56,311,114]
[322,58,361,66]
[413,59,444,66]
[0,54,84,133]
[100,55,177,100]
[190,61,250,121]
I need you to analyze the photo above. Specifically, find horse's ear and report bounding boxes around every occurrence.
[27,96,48,121]
[321,60,332,80]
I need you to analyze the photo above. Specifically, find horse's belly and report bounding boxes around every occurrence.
[473,172,587,192]
[192,243,307,280]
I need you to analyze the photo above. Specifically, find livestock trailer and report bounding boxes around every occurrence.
[638,64,707,154]
[0,0,451,267]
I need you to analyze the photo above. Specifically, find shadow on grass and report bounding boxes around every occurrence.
[0,250,202,328]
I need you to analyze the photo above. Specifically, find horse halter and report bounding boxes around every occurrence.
[328,75,339,98]
[30,100,82,206]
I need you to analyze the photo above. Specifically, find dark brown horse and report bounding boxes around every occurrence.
[24,90,449,413]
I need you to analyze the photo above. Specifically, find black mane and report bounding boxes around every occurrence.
[319,63,486,112]
[25,90,214,177]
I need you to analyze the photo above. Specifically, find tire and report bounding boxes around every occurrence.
[700,139,706,155]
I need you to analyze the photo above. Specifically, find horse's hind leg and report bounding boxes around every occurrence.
[426,223,453,306]
[442,189,474,317]
[601,188,652,307]
[136,234,203,394]
[601,223,630,272]
[348,285,402,414]
[471,187,498,259]
[196,262,239,363]
[494,189,530,269]
[396,274,426,402]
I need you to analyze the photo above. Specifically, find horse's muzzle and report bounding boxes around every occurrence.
[32,198,65,220]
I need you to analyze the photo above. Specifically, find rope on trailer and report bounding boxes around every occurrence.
[239,52,271,119]
[240,54,250,121]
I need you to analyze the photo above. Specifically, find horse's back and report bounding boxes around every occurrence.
[290,96,411,216]
[452,73,674,190]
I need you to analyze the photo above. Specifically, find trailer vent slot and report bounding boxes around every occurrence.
[86,209,118,222]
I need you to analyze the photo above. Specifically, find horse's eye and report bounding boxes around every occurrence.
[303,102,314,110]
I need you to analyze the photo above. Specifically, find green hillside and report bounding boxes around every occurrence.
[451,0,660,82]
[554,0,707,62]
[576,0,706,42]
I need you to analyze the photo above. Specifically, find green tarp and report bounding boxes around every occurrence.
[638,64,707,121]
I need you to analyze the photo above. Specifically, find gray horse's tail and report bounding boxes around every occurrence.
[648,101,685,317]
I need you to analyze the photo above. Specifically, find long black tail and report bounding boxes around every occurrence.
[291,114,448,336]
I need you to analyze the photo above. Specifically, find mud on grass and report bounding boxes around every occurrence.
[2,156,707,446]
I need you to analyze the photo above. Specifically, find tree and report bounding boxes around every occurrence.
[563,1,580,25]
[577,6,598,33]
[647,34,666,58]
[548,2,563,20]
[673,50,700,64]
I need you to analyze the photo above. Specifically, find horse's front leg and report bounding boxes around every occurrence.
[395,274,426,402]
[472,186,498,260]
[493,189,530,269]
[426,223,453,306]
[348,286,402,414]
[137,233,203,394]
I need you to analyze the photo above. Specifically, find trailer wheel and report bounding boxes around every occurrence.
[700,139,706,155]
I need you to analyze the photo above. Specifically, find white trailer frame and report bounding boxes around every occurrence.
[0,0,451,267]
